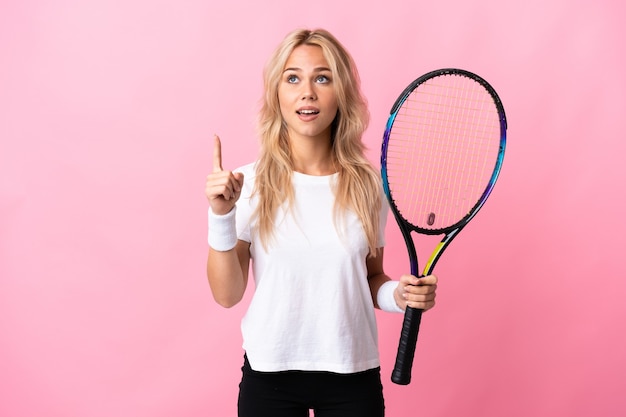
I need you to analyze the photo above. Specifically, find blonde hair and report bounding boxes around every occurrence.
[254,28,382,255]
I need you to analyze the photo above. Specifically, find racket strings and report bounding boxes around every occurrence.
[386,74,500,230]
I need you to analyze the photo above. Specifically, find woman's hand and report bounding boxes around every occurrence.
[205,135,244,215]
[394,274,438,312]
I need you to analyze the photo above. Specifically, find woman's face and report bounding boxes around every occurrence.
[278,44,338,143]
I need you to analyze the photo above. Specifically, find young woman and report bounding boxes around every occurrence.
[205,28,438,417]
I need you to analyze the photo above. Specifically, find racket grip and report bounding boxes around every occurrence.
[391,306,423,385]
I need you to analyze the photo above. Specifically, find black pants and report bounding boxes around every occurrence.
[238,355,385,417]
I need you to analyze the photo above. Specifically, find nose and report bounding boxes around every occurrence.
[301,81,317,100]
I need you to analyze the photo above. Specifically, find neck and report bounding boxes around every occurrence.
[289,137,336,176]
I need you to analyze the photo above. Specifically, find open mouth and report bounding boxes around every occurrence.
[296,109,319,115]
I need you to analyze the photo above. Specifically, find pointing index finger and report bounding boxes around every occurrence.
[213,134,223,172]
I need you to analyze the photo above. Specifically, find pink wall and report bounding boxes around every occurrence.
[1,0,624,416]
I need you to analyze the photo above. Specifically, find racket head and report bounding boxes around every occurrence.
[381,68,507,239]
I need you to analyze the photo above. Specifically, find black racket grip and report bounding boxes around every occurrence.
[391,306,423,385]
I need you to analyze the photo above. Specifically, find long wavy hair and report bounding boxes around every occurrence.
[254,28,382,256]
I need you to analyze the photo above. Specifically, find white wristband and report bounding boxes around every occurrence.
[377,280,404,313]
[208,207,238,251]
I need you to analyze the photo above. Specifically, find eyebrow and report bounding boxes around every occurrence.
[283,67,332,73]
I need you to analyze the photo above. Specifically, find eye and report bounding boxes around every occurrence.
[316,74,330,83]
[286,74,299,83]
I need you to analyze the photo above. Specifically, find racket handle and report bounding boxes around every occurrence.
[391,306,423,385]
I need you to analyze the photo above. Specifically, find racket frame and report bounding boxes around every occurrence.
[381,68,507,385]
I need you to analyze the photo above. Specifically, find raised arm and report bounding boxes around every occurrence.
[205,135,250,308]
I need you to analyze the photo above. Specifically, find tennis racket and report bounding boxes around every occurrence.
[381,68,507,385]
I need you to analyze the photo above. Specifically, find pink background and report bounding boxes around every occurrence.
[1,0,625,416]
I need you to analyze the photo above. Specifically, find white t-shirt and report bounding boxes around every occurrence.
[235,162,389,374]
